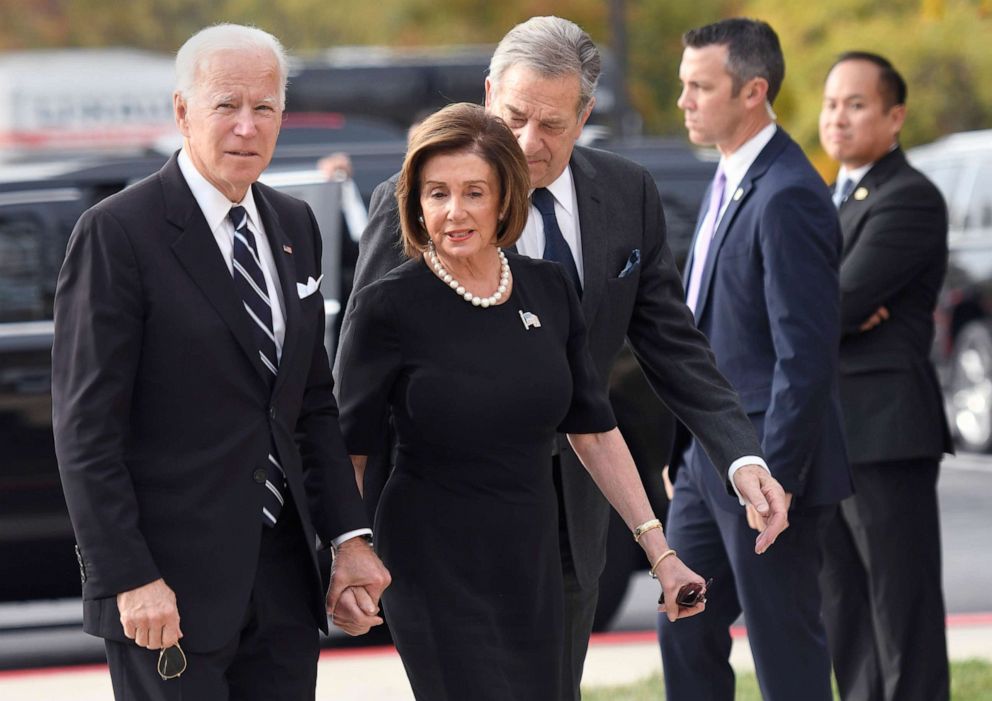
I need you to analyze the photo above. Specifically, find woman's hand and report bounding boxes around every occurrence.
[655,555,708,623]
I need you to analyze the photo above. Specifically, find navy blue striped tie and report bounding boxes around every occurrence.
[532,187,582,296]
[229,206,285,526]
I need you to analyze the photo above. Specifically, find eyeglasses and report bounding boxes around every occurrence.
[658,578,713,609]
[157,643,187,680]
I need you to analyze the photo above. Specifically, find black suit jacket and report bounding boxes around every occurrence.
[837,147,953,462]
[339,145,761,589]
[52,154,369,651]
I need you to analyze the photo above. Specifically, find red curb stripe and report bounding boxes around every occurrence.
[3,612,991,679]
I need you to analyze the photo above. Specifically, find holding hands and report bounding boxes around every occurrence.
[326,537,391,636]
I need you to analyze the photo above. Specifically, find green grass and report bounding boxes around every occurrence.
[583,659,992,700]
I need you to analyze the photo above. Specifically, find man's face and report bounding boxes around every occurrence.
[677,44,748,153]
[485,65,592,189]
[174,48,283,202]
[820,59,905,169]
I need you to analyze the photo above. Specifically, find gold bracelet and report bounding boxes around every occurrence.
[649,549,677,579]
[633,518,662,542]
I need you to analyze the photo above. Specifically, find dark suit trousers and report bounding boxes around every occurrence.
[104,504,320,701]
[820,459,949,701]
[658,467,834,701]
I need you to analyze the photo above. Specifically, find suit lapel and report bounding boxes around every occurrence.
[570,148,608,322]
[693,129,790,321]
[838,148,905,258]
[253,184,301,397]
[163,156,272,389]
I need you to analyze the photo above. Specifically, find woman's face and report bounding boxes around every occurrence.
[419,150,501,264]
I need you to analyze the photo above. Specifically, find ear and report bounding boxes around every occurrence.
[577,95,596,130]
[887,103,907,137]
[743,78,769,109]
[484,77,494,109]
[173,92,191,137]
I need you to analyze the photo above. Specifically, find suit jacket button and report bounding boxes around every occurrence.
[269,406,276,419]
[253,468,267,484]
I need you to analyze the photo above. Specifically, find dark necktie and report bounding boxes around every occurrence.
[228,206,285,526]
[532,188,582,295]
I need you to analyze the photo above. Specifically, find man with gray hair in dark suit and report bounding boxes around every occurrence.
[340,15,788,699]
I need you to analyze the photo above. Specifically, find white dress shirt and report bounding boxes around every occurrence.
[516,165,585,283]
[177,150,369,547]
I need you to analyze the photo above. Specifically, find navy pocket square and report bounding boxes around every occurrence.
[618,249,641,278]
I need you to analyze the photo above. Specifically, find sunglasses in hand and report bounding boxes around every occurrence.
[658,578,713,609]
[157,643,187,680]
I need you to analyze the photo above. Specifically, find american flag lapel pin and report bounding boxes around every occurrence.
[519,310,541,330]
[282,244,293,254]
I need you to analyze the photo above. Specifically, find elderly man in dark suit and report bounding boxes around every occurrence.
[659,19,854,701]
[52,24,389,701]
[818,52,952,701]
[339,15,789,700]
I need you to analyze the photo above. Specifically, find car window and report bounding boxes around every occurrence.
[965,158,992,231]
[918,158,967,231]
[0,192,83,323]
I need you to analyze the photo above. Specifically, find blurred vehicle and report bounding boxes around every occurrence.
[908,130,992,452]
[0,133,712,634]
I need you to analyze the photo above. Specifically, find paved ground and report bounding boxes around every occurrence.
[1,615,989,700]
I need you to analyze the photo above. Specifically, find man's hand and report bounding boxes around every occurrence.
[859,305,890,332]
[732,465,790,554]
[661,465,675,500]
[331,586,384,636]
[326,538,391,632]
[117,578,182,650]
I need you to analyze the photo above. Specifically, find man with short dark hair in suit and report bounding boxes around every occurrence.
[340,15,791,700]
[52,24,389,701]
[818,51,952,701]
[660,18,854,701]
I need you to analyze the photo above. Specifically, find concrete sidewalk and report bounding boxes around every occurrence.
[2,615,989,700]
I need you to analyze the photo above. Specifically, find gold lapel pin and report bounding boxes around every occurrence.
[282,244,293,254]
[854,187,869,201]
[733,188,744,201]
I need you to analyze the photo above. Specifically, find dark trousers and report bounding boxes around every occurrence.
[105,504,320,701]
[820,458,949,701]
[554,457,600,701]
[658,467,835,701]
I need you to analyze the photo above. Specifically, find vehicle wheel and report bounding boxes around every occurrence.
[947,321,992,452]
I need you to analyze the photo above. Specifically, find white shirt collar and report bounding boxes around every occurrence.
[837,162,873,189]
[719,122,778,196]
[177,149,262,233]
[534,164,576,217]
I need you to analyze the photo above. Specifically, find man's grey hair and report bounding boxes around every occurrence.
[488,16,601,117]
[175,24,289,109]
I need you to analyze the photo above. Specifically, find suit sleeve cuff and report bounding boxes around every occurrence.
[330,528,373,549]
[727,456,770,506]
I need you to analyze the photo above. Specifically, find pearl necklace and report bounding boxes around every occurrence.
[427,242,510,308]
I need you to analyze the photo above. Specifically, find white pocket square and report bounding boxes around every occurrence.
[297,275,323,299]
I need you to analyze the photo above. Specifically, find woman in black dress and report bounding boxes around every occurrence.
[336,103,706,700]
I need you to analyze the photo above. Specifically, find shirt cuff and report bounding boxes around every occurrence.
[330,528,373,549]
[727,456,770,506]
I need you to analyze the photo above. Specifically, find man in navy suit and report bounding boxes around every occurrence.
[659,19,853,701]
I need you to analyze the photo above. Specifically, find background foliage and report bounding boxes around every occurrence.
[2,0,990,164]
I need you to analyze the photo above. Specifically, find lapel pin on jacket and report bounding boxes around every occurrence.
[282,244,293,254]
[733,187,744,201]
[519,310,542,330]
[854,187,869,201]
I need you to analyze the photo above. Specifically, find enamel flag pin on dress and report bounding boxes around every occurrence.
[519,310,541,330]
